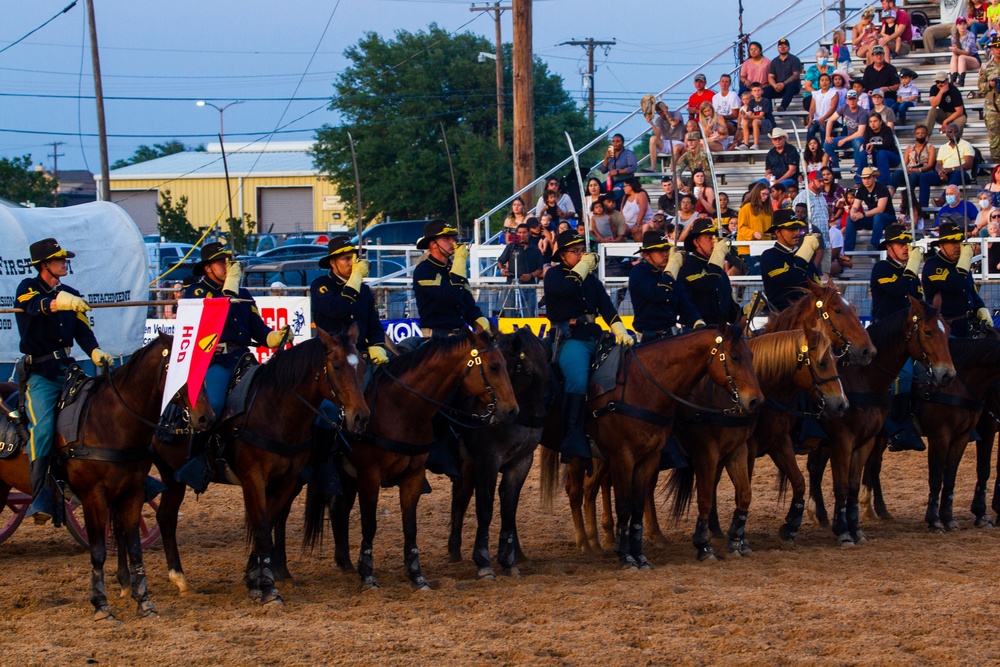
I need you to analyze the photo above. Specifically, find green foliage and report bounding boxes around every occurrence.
[112,140,204,170]
[227,213,257,256]
[156,190,199,244]
[0,155,57,207]
[312,25,600,232]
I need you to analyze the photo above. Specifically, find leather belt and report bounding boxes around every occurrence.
[569,314,597,326]
[214,342,246,355]
[25,347,73,366]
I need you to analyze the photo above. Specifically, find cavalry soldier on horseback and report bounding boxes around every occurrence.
[677,219,741,327]
[629,230,705,342]
[871,224,926,452]
[922,221,992,338]
[544,230,633,467]
[175,240,292,491]
[413,219,492,337]
[760,209,822,312]
[15,238,113,522]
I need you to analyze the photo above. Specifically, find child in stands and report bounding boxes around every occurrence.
[832,29,852,73]
[896,68,919,125]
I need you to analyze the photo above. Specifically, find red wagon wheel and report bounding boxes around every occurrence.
[64,493,162,551]
[0,493,30,545]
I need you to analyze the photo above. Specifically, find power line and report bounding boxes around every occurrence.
[0,2,77,56]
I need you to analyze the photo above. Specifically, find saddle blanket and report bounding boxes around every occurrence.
[225,365,262,418]
[55,378,99,446]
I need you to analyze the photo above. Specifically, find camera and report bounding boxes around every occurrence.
[992,77,1000,89]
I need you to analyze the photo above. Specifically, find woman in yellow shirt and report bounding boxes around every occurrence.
[737,182,773,273]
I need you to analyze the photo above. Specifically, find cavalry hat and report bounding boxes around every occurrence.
[555,231,585,255]
[29,238,74,265]
[319,236,358,268]
[193,240,233,276]
[931,221,965,245]
[878,223,914,250]
[766,208,807,234]
[990,35,1000,49]
[416,219,459,250]
[683,218,720,252]
[635,230,673,254]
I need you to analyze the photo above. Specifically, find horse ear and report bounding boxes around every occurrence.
[157,331,173,348]
[316,326,333,348]
[931,292,943,312]
[346,322,360,346]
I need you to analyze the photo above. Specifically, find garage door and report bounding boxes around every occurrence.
[257,187,313,234]
[111,190,159,236]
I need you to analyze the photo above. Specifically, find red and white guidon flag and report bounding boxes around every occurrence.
[161,298,230,413]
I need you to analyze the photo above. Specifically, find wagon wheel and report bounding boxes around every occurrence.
[0,493,30,545]
[64,492,162,551]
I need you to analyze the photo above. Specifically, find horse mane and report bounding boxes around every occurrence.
[747,330,805,389]
[253,336,329,395]
[99,335,166,386]
[381,334,470,381]
[764,283,841,333]
[865,301,939,354]
[949,337,1000,371]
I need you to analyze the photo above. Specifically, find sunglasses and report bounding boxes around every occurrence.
[991,214,1000,219]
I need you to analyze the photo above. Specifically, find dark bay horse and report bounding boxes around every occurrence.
[304,329,519,590]
[0,334,214,620]
[542,323,763,569]
[807,297,956,545]
[668,323,848,560]
[152,327,369,605]
[447,328,549,579]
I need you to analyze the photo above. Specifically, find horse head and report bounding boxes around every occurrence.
[316,324,371,433]
[807,280,876,365]
[157,332,215,432]
[499,328,549,398]
[710,318,763,413]
[907,294,956,387]
[799,323,848,417]
[464,328,519,425]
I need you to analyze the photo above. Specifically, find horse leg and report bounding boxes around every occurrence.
[591,461,614,551]
[724,443,753,556]
[806,447,831,527]
[118,493,157,618]
[471,456,501,580]
[355,472,381,590]
[272,488,298,582]
[83,493,114,620]
[627,454,660,570]
[447,460,475,563]
[112,515,130,598]
[155,476,192,594]
[399,470,430,590]
[847,440,877,544]
[826,438,855,545]
[565,458,591,553]
[692,448,720,561]
[644,469,667,545]
[708,465,725,538]
[607,456,637,569]
[973,420,995,527]
[925,436,947,533]
[497,449,534,574]
[240,475,281,604]
[862,437,893,521]
[771,436,806,544]
[941,437,971,531]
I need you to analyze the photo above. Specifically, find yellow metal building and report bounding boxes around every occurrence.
[96,141,345,237]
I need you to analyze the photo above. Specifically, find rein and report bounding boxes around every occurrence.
[795,344,842,416]
[871,314,941,385]
[101,354,195,435]
[816,298,854,360]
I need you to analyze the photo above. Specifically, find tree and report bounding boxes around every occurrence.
[0,155,57,207]
[312,26,600,232]
[156,190,199,243]
[112,140,204,170]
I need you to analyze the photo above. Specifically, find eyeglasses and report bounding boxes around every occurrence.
[991,214,1000,219]
[565,248,585,256]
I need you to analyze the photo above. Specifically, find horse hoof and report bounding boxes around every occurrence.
[945,520,960,532]
[119,587,129,599]
[136,601,158,618]
[360,576,379,592]
[619,555,639,570]
[852,530,868,545]
[93,607,115,622]
[262,590,283,606]
[502,566,520,578]
[778,524,798,543]
[248,588,262,601]
[696,548,717,563]
[975,515,995,529]
[729,539,753,556]
[411,576,431,592]
[476,568,496,581]
[636,556,652,571]
[835,532,855,547]
[927,522,945,534]
[168,570,194,595]
[448,552,462,564]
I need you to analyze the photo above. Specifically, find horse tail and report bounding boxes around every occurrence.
[302,444,333,551]
[539,447,561,512]
[776,469,790,505]
[665,466,694,521]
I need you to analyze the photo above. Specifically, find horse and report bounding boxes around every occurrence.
[0,334,214,620]
[152,326,369,605]
[667,322,848,560]
[541,322,763,569]
[304,329,519,590]
[447,327,549,579]
[806,296,956,545]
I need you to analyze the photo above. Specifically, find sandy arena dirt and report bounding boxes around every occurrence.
[1,448,999,666]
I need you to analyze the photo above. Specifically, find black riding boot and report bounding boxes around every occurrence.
[887,392,924,452]
[174,434,213,494]
[559,393,592,474]
[958,72,967,87]
[26,455,54,523]
[950,72,960,84]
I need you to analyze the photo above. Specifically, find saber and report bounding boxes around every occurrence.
[890,125,916,238]
[787,119,810,224]
[0,298,253,315]
[695,120,724,237]
[347,131,364,255]
[565,131,591,253]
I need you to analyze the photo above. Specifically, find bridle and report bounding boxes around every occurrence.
[795,342,842,414]
[815,298,853,359]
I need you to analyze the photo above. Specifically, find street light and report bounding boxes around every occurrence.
[195,100,242,140]
[196,100,243,229]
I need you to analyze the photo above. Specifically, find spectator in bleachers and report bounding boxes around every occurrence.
[698,101,731,152]
[803,47,835,113]
[897,195,926,233]
[770,183,790,210]
[600,193,629,240]
[803,136,829,172]
[984,165,1000,208]
[851,78,872,110]
[989,0,1000,40]
[737,82,775,150]
[534,177,576,220]
[862,46,900,111]
[503,196,528,243]
[164,281,184,319]
[622,178,654,238]
[786,182,800,202]
[877,10,906,61]
[831,70,850,107]
[675,193,703,232]
[716,192,738,228]
[583,178,604,223]
[688,73,715,120]
[973,190,998,234]
[737,182,773,270]
[971,1,990,41]
[918,122,975,206]
[848,166,895,250]
[896,68,919,125]
[820,166,847,219]
[923,0,965,52]
[642,212,670,237]
[978,37,1000,161]
[739,41,770,94]
[870,89,897,129]
[526,217,552,264]
[853,8,880,65]
[987,219,1000,273]
[833,30,852,72]
[657,176,677,218]
[794,171,831,273]
[647,102,686,168]
[675,132,713,181]
[934,184,978,229]
[598,133,638,196]
[692,169,717,215]
[859,112,900,185]
[713,74,741,134]
[589,200,628,244]
[827,214,851,276]
[807,73,839,142]
[949,17,981,86]
[497,223,543,316]
[823,89,869,173]
[879,1,914,57]
[892,123,937,199]
[761,127,800,189]
[764,37,803,112]
[925,71,967,135]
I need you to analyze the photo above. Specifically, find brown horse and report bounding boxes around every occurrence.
[0,334,214,620]
[447,328,549,579]
[304,329,519,590]
[542,323,763,569]
[668,323,848,560]
[152,326,369,605]
[807,297,956,544]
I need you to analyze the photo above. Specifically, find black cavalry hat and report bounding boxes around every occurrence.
[319,236,358,269]
[766,208,807,234]
[555,231,585,256]
[635,230,673,254]
[193,240,233,276]
[416,219,459,250]
[930,221,965,245]
[878,224,913,250]
[29,237,74,265]
[683,218,719,252]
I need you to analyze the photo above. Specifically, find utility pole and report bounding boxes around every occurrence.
[512,0,533,194]
[85,0,110,202]
[49,141,64,207]
[470,3,510,149]
[559,37,616,128]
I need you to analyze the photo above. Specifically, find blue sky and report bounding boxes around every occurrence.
[0,0,826,173]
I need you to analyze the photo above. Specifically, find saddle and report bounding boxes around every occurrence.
[225,364,262,420]
[55,366,100,447]
[0,399,28,460]
[589,339,624,398]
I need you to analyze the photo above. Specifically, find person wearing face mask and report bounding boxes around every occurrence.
[973,190,998,234]
[934,185,978,230]
[891,123,936,202]
[917,122,974,208]
[803,47,834,112]
[923,222,992,337]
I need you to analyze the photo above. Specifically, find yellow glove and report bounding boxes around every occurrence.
[571,252,599,279]
[474,316,492,335]
[610,321,634,346]
[368,345,389,365]
[451,243,470,279]
[266,325,293,348]
[346,257,370,292]
[905,244,924,276]
[693,319,707,329]
[709,237,731,269]
[795,233,821,262]
[958,243,975,272]
[90,348,113,367]
[665,248,684,278]
[223,258,243,294]
[978,307,994,327]
[54,290,91,313]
